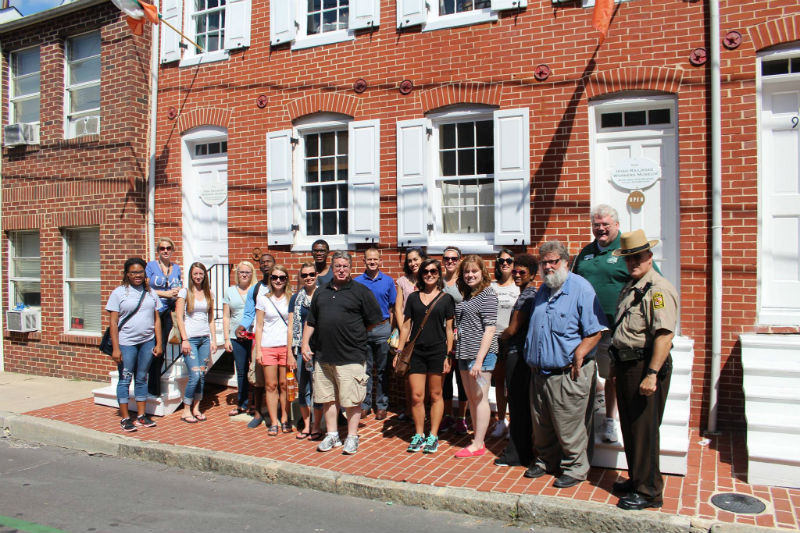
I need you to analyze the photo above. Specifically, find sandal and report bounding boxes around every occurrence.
[228,407,245,416]
[308,431,324,441]
[281,422,293,433]
[296,431,311,440]
[194,413,207,421]
[181,416,198,424]
[267,425,279,436]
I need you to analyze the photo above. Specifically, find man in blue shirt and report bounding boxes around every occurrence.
[354,247,397,420]
[524,240,607,489]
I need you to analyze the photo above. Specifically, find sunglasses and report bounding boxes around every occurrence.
[159,246,173,251]
[496,257,514,265]
[271,275,288,282]
[443,256,459,263]
[511,269,529,276]
[300,272,317,279]
[422,268,439,275]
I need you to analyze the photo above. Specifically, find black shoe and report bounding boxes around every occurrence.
[553,474,582,488]
[612,479,635,494]
[120,418,137,432]
[494,455,521,467]
[523,465,547,479]
[617,492,662,511]
[135,414,157,428]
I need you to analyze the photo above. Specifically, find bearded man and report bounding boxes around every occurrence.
[522,240,608,489]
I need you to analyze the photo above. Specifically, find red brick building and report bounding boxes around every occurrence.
[0,0,153,379]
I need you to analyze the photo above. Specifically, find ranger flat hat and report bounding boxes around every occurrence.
[612,229,659,256]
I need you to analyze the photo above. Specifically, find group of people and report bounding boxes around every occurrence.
[105,204,678,511]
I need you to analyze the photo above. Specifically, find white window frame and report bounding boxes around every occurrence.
[8,46,40,125]
[64,31,101,139]
[292,0,354,50]
[397,0,526,33]
[181,0,230,66]
[7,231,41,310]
[270,0,379,49]
[63,227,102,336]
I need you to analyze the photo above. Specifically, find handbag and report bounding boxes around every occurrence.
[99,289,148,355]
[395,292,445,378]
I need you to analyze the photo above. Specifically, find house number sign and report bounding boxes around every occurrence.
[200,184,227,206]
[610,157,661,191]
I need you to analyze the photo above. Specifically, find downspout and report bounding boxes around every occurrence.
[0,37,4,372]
[707,0,722,433]
[147,20,159,261]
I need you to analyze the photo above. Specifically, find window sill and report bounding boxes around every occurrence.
[291,31,354,50]
[422,10,497,32]
[4,330,41,341]
[58,134,100,147]
[179,49,230,67]
[60,332,102,345]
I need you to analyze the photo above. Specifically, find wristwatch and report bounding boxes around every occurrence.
[646,368,659,376]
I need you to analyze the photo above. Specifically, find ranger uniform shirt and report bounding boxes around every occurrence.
[612,267,678,350]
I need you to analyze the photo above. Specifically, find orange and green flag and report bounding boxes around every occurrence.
[111,0,160,36]
[592,0,614,45]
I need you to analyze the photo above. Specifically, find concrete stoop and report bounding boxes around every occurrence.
[0,411,775,533]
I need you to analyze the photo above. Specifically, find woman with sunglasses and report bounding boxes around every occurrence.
[106,257,163,432]
[145,237,182,396]
[394,247,428,420]
[254,264,294,436]
[175,262,216,423]
[395,259,455,454]
[288,263,323,440]
[453,255,498,458]
[440,246,469,434]
[223,261,258,416]
[489,248,520,439]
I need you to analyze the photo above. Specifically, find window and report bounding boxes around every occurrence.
[270,0,378,49]
[266,115,380,249]
[397,107,529,252]
[396,0,523,33]
[160,0,250,65]
[600,108,671,129]
[65,32,101,138]
[64,227,101,334]
[8,231,41,309]
[9,47,40,124]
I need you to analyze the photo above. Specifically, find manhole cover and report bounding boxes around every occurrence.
[710,492,766,514]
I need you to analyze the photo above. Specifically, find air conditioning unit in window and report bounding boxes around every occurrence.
[3,123,40,147]
[6,308,41,333]
[74,116,100,137]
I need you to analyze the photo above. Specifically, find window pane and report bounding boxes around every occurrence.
[14,74,40,97]
[624,110,646,127]
[320,132,336,156]
[476,147,493,174]
[338,210,348,235]
[14,257,41,279]
[14,48,40,76]
[69,57,100,85]
[441,124,456,149]
[320,157,336,181]
[323,0,337,8]
[12,281,41,307]
[478,206,494,232]
[196,0,206,10]
[460,206,478,233]
[600,112,622,128]
[207,33,220,52]
[762,59,789,77]
[337,130,348,152]
[307,13,321,34]
[196,13,208,34]
[322,184,337,209]
[440,151,456,176]
[442,208,459,233]
[475,120,492,146]
[457,122,474,148]
[457,148,474,176]
[440,0,455,15]
[307,212,321,235]
[306,187,320,210]
[440,181,459,206]
[648,108,671,125]
[339,7,348,29]
[69,32,101,61]
[322,211,337,234]
[792,57,800,74]
[208,11,220,31]
[70,85,100,113]
[306,133,319,157]
[475,0,490,8]
[306,159,319,182]
[336,155,348,180]
[67,228,100,278]
[15,232,40,257]
[308,0,321,11]
[68,281,102,333]
[16,99,40,124]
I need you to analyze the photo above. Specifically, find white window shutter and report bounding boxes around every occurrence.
[270,0,296,46]
[493,108,530,246]
[396,0,426,28]
[396,119,430,247]
[490,0,526,10]
[350,0,380,29]
[267,130,295,246]
[224,0,251,50]
[160,0,182,63]
[347,120,381,242]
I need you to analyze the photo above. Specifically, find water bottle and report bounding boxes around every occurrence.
[476,373,488,388]
[286,371,298,402]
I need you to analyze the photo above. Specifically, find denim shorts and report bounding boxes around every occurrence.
[458,351,497,372]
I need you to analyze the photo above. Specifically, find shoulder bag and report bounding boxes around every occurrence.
[99,289,148,355]
[395,292,445,378]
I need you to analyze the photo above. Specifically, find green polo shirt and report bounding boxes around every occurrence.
[572,233,629,325]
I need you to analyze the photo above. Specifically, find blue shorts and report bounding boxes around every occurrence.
[458,352,497,372]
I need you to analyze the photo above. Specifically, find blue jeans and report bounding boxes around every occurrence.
[363,321,391,411]
[184,336,210,405]
[117,338,156,403]
[295,347,313,407]
[458,351,498,372]
[231,338,251,410]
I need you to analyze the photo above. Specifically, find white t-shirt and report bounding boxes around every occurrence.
[255,293,289,348]
[178,287,211,338]
[491,281,520,333]
[105,285,162,346]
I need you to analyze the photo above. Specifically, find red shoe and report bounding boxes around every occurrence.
[454,445,486,458]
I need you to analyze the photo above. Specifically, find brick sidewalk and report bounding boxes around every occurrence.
[25,385,799,530]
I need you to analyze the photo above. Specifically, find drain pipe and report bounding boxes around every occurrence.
[707,0,722,434]
[146,20,159,261]
[0,37,4,372]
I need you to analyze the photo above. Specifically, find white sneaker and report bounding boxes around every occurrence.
[601,417,618,443]
[342,435,359,455]
[317,433,342,452]
[489,419,508,438]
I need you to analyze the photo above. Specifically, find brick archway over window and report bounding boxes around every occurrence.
[749,15,800,51]
[584,67,683,100]
[288,93,359,121]
[178,108,232,134]
[420,83,503,113]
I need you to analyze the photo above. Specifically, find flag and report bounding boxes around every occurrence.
[111,0,160,36]
[592,0,614,45]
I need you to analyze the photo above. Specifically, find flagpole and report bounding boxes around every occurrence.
[158,15,205,53]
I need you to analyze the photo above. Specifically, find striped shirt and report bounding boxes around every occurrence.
[455,287,499,360]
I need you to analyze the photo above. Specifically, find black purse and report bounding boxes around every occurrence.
[99,289,148,355]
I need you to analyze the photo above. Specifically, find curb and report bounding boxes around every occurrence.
[0,412,784,533]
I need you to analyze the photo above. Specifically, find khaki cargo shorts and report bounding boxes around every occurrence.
[312,361,368,408]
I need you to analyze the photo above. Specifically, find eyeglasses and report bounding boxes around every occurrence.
[443,256,459,263]
[422,268,439,275]
[158,246,173,251]
[511,269,529,276]
[541,258,562,267]
[300,272,317,279]
[127,270,145,276]
[497,257,514,265]
[271,275,288,282]
[239,271,252,276]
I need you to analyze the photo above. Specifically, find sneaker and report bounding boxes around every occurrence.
[601,417,618,443]
[317,433,342,452]
[135,415,157,428]
[342,435,359,455]
[422,434,439,454]
[407,433,425,453]
[439,415,455,432]
[120,418,137,432]
[489,419,508,438]
[454,417,468,435]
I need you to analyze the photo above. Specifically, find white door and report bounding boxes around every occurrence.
[590,98,680,289]
[760,77,800,325]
